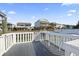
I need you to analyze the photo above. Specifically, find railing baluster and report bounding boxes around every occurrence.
[19,34,21,42]
[23,34,24,42]
[0,31,79,56]
[25,34,27,42]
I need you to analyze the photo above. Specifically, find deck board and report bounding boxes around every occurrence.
[3,41,56,56]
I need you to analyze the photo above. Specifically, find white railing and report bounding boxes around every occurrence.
[63,39,79,56]
[0,36,5,55]
[39,31,79,55]
[0,32,36,56]
[48,32,79,48]
[0,33,15,55]
[0,31,79,56]
[15,32,34,43]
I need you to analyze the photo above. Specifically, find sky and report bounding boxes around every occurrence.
[0,3,79,26]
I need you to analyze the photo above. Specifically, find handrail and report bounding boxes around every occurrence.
[0,31,79,56]
[0,32,35,56]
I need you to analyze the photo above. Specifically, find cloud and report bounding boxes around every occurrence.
[0,10,8,14]
[68,10,76,13]
[8,11,16,14]
[55,16,63,19]
[32,16,36,19]
[1,10,6,13]
[67,13,73,16]
[67,9,76,16]
[7,17,11,20]
[44,8,49,11]
[61,3,74,6]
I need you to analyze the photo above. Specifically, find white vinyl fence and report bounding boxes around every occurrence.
[0,32,35,56]
[0,31,79,56]
[39,32,79,55]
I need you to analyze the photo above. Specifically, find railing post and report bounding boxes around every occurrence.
[31,33,34,42]
[29,33,31,42]
[20,34,21,42]
[25,34,27,42]
[65,50,71,56]
[0,35,5,55]
[13,33,16,44]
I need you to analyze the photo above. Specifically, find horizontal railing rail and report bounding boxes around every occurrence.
[0,31,79,56]
[0,32,37,56]
[38,31,79,55]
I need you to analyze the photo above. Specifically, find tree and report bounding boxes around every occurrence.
[73,21,79,29]
[66,25,70,29]
[49,23,56,30]
[2,17,8,33]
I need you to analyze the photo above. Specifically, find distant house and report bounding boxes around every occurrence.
[13,22,32,31]
[61,24,74,29]
[17,22,31,27]
[7,23,14,31]
[35,19,49,28]
[0,21,14,31]
[55,23,64,29]
[34,19,57,31]
[0,21,2,32]
[54,23,74,29]
[34,19,50,30]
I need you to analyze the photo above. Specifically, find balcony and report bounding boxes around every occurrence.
[0,31,79,56]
